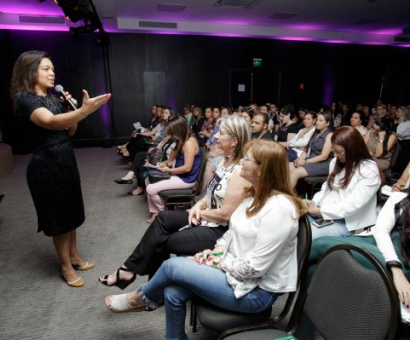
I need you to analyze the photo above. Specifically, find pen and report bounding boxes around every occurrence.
[211,252,223,256]
[305,193,308,200]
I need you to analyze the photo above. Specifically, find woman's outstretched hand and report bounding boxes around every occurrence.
[80,90,112,116]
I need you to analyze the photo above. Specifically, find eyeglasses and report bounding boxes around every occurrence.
[332,148,345,155]
[242,155,260,164]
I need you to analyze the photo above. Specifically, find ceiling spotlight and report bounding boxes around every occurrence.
[69,23,96,36]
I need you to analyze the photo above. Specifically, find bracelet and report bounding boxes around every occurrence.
[386,260,403,269]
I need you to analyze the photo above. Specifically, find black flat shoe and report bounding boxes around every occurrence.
[99,266,136,290]
[114,179,133,184]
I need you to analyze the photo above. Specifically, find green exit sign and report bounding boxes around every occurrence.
[253,58,262,67]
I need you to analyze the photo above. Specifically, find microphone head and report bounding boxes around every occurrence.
[54,84,64,93]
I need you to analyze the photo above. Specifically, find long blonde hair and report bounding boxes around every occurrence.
[243,140,307,218]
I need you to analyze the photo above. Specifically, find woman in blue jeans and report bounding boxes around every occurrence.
[104,139,307,340]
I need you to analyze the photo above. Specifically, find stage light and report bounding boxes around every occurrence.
[53,0,92,23]
[69,24,96,36]
[39,0,110,46]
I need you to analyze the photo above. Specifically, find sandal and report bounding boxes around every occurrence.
[60,270,84,287]
[72,261,95,271]
[99,266,136,290]
[105,294,146,313]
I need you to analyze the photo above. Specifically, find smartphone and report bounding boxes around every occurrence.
[313,218,334,228]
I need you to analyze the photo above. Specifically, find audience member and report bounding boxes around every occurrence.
[286,111,317,161]
[350,110,368,136]
[396,106,410,140]
[191,106,205,135]
[364,118,398,171]
[289,111,334,189]
[145,116,201,223]
[202,107,231,190]
[251,113,273,140]
[305,126,381,239]
[104,139,307,340]
[275,104,300,142]
[99,115,251,286]
[197,107,214,145]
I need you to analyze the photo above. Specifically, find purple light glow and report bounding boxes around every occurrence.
[99,105,110,130]
[216,20,253,26]
[323,40,351,44]
[395,44,410,48]
[0,24,68,32]
[361,42,388,46]
[287,24,327,31]
[371,28,402,35]
[0,5,61,16]
[276,36,314,42]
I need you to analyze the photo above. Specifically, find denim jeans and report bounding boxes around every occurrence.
[308,215,354,240]
[139,257,277,340]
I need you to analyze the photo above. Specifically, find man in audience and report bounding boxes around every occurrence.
[251,113,273,140]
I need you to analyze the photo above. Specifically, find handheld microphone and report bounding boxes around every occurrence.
[54,84,77,110]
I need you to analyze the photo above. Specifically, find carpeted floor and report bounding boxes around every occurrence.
[0,147,292,340]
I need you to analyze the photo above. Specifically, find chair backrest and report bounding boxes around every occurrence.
[301,244,399,340]
[193,146,208,194]
[272,214,312,324]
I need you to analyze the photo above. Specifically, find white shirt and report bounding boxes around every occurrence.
[288,127,315,148]
[217,195,299,298]
[313,158,381,231]
[397,121,410,139]
[373,192,408,263]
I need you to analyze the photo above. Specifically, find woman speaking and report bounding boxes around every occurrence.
[10,50,111,287]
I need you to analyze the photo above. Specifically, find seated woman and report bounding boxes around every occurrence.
[396,106,410,140]
[117,104,160,154]
[99,115,251,288]
[190,106,205,135]
[275,104,300,143]
[201,107,231,191]
[197,107,214,145]
[145,115,201,223]
[113,108,175,195]
[121,107,168,160]
[114,136,173,195]
[291,190,410,340]
[306,126,381,240]
[289,111,334,189]
[350,110,368,136]
[364,117,398,172]
[285,111,317,162]
[104,139,307,340]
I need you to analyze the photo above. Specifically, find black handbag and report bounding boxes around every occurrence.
[146,139,174,183]
[147,168,171,183]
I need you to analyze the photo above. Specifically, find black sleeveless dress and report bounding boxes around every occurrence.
[15,92,85,236]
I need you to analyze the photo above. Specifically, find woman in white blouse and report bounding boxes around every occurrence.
[306,126,381,239]
[295,190,410,340]
[285,111,317,161]
[104,139,307,340]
